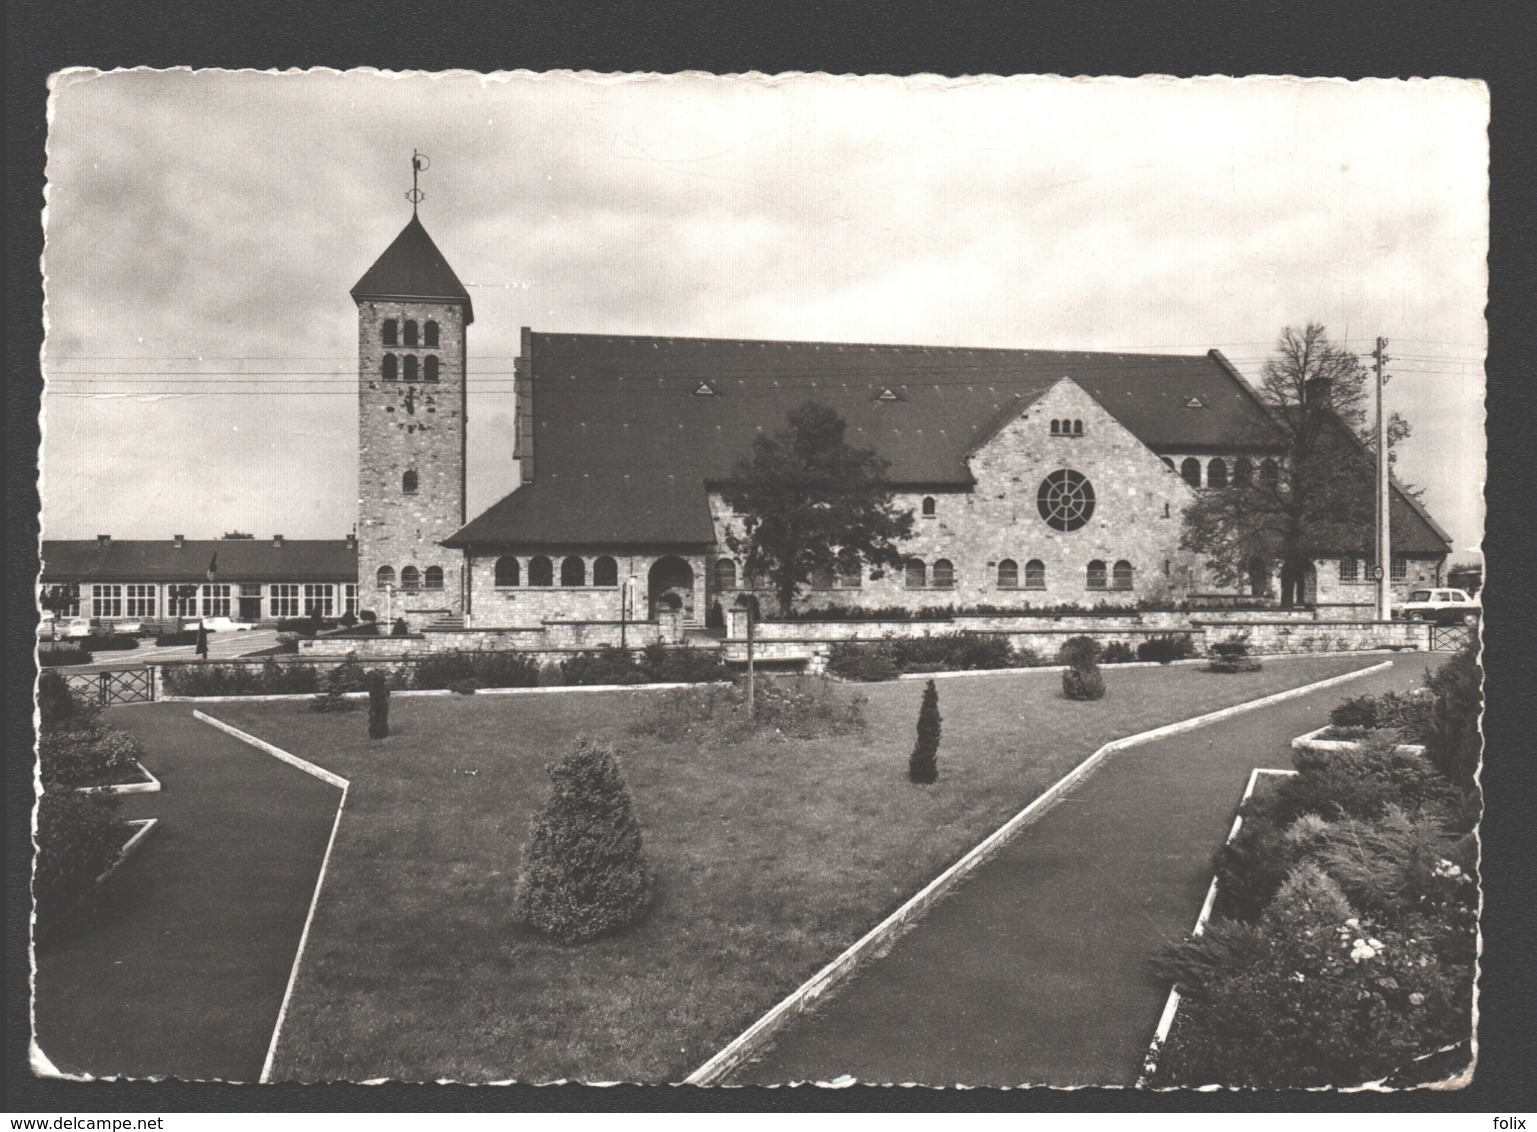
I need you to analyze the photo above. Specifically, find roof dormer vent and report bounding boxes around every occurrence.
[1185,397,1205,409]
[693,381,717,396]
[173,534,185,548]
[96,534,111,549]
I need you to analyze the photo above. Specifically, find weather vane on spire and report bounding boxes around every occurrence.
[407,150,430,214]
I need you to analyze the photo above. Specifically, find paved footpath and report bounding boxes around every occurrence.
[33,706,341,1082]
[733,661,1423,1087]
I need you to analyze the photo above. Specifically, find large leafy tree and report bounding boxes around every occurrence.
[1180,324,1411,606]
[720,400,915,616]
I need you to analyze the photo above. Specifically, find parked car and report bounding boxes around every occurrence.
[198,616,257,632]
[57,616,95,639]
[1396,588,1480,625]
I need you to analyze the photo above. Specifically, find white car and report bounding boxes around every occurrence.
[198,616,257,632]
[1396,588,1480,625]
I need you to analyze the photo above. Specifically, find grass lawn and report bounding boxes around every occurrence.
[213,654,1380,1083]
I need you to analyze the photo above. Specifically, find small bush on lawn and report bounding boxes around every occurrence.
[367,673,390,739]
[37,671,77,729]
[1062,663,1105,701]
[512,738,653,944]
[909,679,941,784]
[826,643,900,682]
[76,634,140,652]
[1207,638,1263,673]
[450,678,480,695]
[1137,635,1197,664]
[34,790,123,940]
[39,645,91,667]
[1101,640,1137,665]
[154,630,199,647]
[309,662,362,713]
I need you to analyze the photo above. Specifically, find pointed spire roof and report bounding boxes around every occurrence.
[351,214,473,322]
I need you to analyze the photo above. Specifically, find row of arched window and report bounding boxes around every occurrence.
[494,555,621,588]
[1164,456,1280,490]
[1050,419,1084,436]
[376,565,444,591]
[904,557,1136,591]
[382,319,440,348]
[381,354,440,382]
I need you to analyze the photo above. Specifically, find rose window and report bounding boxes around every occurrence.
[1037,469,1096,532]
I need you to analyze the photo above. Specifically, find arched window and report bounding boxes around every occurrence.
[1086,560,1108,590]
[714,557,737,591]
[424,320,439,348]
[997,559,1019,588]
[528,556,553,587]
[376,565,395,589]
[1161,457,1175,472]
[1233,457,1254,485]
[382,319,398,346]
[932,559,955,589]
[424,355,439,382]
[400,566,421,591]
[922,496,937,518]
[1260,458,1280,486]
[403,355,418,382]
[1025,559,1046,589]
[593,556,618,587]
[1073,419,1083,435]
[1112,560,1134,591]
[838,561,863,589]
[402,470,418,494]
[1180,458,1203,488]
[1207,458,1228,488]
[495,556,520,587]
[382,354,398,381]
[561,556,586,586]
[906,559,927,589]
[1051,419,1061,435]
[403,320,418,347]
[424,565,444,590]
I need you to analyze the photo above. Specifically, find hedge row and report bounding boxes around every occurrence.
[825,632,1198,681]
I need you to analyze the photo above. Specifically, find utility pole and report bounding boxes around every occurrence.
[1373,337,1392,622]
[745,600,756,721]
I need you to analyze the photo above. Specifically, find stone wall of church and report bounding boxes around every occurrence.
[463,549,707,630]
[356,298,468,620]
[705,378,1211,614]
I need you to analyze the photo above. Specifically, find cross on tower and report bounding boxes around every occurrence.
[406,150,430,213]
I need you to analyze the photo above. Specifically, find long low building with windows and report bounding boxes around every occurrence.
[40,534,359,624]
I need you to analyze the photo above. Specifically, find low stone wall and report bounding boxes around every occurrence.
[1205,620,1428,654]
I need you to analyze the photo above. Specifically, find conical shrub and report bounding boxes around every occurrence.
[513,738,653,943]
[367,672,390,739]
[909,679,941,784]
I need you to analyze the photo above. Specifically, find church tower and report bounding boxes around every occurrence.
[351,188,472,627]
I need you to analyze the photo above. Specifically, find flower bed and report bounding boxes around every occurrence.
[1146,654,1481,1088]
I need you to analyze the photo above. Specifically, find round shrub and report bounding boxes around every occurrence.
[1101,640,1137,665]
[513,739,653,944]
[38,671,77,729]
[1062,664,1106,701]
[1138,635,1196,664]
[35,790,122,937]
[391,618,410,638]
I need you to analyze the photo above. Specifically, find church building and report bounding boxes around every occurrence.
[350,212,1453,634]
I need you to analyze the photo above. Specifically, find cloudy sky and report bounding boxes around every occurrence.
[40,70,1487,554]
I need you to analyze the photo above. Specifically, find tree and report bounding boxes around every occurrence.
[720,401,915,616]
[1180,324,1412,607]
[512,738,653,943]
[909,679,941,783]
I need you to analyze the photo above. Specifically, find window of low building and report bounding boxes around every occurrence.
[1391,556,1408,583]
[201,584,231,617]
[494,557,519,587]
[126,584,156,618]
[304,584,335,616]
[271,583,300,617]
[1339,557,1360,583]
[1086,560,1108,590]
[810,564,835,591]
[344,583,358,615]
[997,559,1019,588]
[167,586,198,616]
[92,584,123,618]
[838,562,863,588]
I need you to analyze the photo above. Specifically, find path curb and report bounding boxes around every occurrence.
[193,710,350,1082]
[684,659,1393,1086]
[894,649,1408,682]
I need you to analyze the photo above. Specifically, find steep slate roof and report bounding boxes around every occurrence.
[40,540,358,584]
[351,214,474,323]
[445,332,1408,549]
